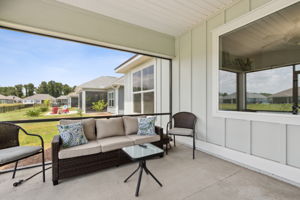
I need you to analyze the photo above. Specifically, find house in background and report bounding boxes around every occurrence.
[23,94,56,104]
[269,88,300,104]
[106,76,125,115]
[67,92,79,108]
[74,76,124,114]
[0,94,14,104]
[56,95,68,106]
[115,55,170,126]
[7,95,22,103]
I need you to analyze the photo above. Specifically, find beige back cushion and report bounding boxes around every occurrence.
[96,118,125,139]
[123,116,139,135]
[60,118,96,140]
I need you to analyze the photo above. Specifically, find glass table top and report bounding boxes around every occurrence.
[122,143,163,160]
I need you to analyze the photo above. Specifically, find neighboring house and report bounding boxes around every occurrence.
[7,95,23,103]
[269,88,300,104]
[115,55,170,125]
[67,92,79,108]
[106,76,125,115]
[0,94,14,104]
[220,92,268,104]
[23,94,56,104]
[75,76,122,113]
[56,95,68,106]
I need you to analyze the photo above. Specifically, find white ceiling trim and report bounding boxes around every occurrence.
[56,0,236,36]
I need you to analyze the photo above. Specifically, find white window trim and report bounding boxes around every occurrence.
[211,0,300,125]
[131,61,156,114]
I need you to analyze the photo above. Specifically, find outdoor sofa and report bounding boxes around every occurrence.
[52,116,163,185]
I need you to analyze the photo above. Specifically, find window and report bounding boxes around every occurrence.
[219,70,237,111]
[217,2,300,114]
[132,65,154,113]
[108,91,115,107]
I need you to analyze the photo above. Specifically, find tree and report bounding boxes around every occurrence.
[27,83,35,96]
[14,84,23,97]
[62,84,73,95]
[0,87,16,96]
[36,81,48,94]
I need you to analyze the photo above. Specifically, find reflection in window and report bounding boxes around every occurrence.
[247,66,293,112]
[133,93,141,113]
[133,65,154,113]
[143,92,154,113]
[142,65,154,90]
[219,70,237,110]
[133,71,141,92]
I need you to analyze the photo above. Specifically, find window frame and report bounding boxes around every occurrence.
[211,0,300,125]
[131,61,155,114]
[108,91,115,107]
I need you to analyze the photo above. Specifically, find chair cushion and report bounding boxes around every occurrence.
[168,128,193,136]
[123,116,138,135]
[60,118,96,140]
[58,141,101,159]
[137,116,156,136]
[96,118,125,139]
[57,122,88,148]
[98,136,134,152]
[0,146,41,165]
[127,134,160,145]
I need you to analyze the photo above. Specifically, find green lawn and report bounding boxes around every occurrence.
[220,103,292,112]
[0,106,90,148]
[18,122,59,149]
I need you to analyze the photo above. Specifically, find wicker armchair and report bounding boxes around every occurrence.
[0,122,45,184]
[166,112,197,159]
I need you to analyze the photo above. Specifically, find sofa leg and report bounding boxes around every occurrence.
[53,180,58,186]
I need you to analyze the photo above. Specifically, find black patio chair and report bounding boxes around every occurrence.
[166,112,197,159]
[0,122,45,186]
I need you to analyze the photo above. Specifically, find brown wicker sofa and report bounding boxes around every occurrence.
[52,116,163,185]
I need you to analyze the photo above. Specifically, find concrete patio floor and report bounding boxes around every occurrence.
[0,143,299,200]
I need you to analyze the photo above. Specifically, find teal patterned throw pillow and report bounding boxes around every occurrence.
[137,116,156,136]
[57,122,88,148]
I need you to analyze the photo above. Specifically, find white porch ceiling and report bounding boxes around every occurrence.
[57,0,236,36]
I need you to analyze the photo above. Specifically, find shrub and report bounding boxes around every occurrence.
[92,100,107,112]
[39,106,48,112]
[78,109,83,116]
[26,109,41,117]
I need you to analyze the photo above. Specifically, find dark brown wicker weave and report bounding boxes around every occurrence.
[0,122,45,182]
[52,126,163,185]
[166,112,197,159]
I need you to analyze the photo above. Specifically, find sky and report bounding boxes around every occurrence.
[0,28,134,87]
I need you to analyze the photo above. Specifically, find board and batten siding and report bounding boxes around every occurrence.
[172,0,300,172]
[123,58,170,128]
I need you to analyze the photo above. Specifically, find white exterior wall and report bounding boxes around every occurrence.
[173,0,300,186]
[123,58,170,128]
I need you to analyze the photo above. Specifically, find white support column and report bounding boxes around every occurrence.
[238,72,246,111]
[115,87,119,115]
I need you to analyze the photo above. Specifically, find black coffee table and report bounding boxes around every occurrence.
[122,143,164,197]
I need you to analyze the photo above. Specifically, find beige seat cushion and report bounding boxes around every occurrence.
[168,128,193,136]
[98,136,134,152]
[127,134,160,145]
[59,141,101,159]
[96,118,125,139]
[60,118,96,140]
[123,116,138,135]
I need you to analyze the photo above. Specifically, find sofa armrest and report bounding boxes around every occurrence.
[52,135,61,183]
[155,126,163,141]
